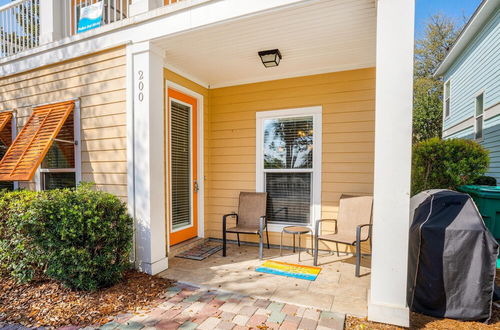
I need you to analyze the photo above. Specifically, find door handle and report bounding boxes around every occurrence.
[194,180,199,193]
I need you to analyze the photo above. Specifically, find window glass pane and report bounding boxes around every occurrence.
[0,140,13,190]
[476,94,484,116]
[266,172,311,224]
[42,114,75,169]
[263,116,313,169]
[445,99,450,117]
[445,81,450,98]
[475,117,483,140]
[171,101,192,230]
[42,172,76,190]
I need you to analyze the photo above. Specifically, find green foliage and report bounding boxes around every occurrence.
[0,185,133,291]
[0,190,45,282]
[473,176,497,186]
[412,138,490,195]
[413,14,461,143]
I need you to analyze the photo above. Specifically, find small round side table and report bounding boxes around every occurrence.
[280,226,313,262]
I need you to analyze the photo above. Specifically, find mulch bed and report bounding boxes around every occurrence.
[347,309,500,329]
[0,271,175,329]
[346,270,500,329]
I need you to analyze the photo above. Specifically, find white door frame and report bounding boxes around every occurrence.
[165,80,205,245]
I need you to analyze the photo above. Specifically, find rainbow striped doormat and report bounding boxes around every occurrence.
[255,260,321,281]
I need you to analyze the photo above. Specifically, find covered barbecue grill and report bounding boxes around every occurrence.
[408,189,499,321]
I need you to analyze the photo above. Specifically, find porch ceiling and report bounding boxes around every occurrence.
[155,0,376,88]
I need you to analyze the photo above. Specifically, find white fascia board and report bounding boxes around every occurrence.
[434,0,499,77]
[0,0,309,77]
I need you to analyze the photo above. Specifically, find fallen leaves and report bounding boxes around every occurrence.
[0,270,174,329]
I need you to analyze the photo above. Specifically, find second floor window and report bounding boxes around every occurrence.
[475,93,484,140]
[444,81,451,118]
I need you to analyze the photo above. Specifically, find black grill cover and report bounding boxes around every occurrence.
[407,189,499,321]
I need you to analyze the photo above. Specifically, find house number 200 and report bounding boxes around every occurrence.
[137,70,144,102]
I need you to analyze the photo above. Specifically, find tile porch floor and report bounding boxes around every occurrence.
[158,242,371,318]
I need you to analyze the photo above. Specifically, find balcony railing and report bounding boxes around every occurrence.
[0,0,189,59]
[0,0,40,58]
[68,0,130,36]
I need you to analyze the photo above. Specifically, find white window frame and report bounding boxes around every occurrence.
[35,99,82,191]
[444,80,451,119]
[474,91,485,141]
[256,106,322,232]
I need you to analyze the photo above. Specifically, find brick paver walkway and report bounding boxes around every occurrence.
[100,282,345,330]
[0,282,345,330]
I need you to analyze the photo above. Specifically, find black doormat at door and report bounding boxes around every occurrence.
[175,243,223,261]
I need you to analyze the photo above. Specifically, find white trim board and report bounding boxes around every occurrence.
[442,102,500,138]
[255,106,322,233]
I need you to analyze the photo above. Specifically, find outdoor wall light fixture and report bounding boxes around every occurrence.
[258,49,282,68]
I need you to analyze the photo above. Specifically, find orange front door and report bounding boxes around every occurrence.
[168,88,198,246]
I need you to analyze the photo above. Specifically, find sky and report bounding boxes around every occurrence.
[415,0,483,37]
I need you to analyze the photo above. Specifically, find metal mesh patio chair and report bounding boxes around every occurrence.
[313,194,373,277]
[222,192,269,259]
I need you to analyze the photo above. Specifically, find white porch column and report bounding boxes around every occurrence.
[127,41,168,275]
[368,0,415,327]
[39,0,65,44]
[129,0,163,16]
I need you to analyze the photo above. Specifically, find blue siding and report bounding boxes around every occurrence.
[442,8,500,184]
[443,8,500,129]
[446,126,474,139]
[483,114,500,182]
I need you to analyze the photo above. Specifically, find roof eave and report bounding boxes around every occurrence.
[434,0,498,77]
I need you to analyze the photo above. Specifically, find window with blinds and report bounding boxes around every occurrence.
[171,100,192,230]
[266,172,311,224]
[263,116,314,225]
[40,111,77,190]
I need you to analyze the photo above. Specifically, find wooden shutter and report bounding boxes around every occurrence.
[0,101,75,181]
[0,111,13,147]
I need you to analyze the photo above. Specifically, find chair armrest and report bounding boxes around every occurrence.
[260,215,267,224]
[315,219,337,237]
[222,213,238,230]
[356,223,372,242]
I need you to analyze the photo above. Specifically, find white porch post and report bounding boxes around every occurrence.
[39,0,65,44]
[368,0,415,327]
[129,0,163,16]
[127,41,168,275]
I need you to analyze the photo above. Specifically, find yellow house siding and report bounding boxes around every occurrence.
[207,68,375,250]
[0,47,127,199]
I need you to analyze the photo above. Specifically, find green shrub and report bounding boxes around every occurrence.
[25,184,133,291]
[473,175,497,186]
[412,138,490,195]
[0,184,133,291]
[0,190,45,282]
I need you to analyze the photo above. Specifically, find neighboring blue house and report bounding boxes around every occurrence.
[435,0,500,182]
